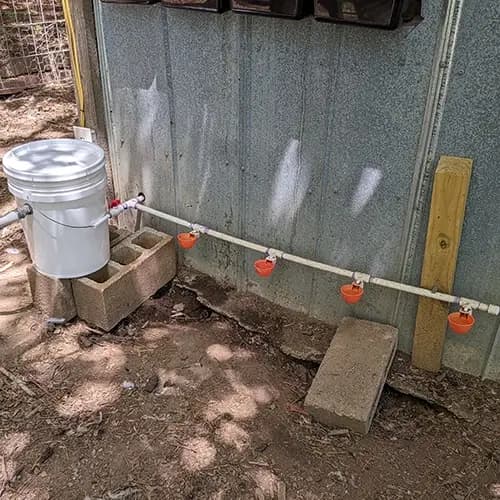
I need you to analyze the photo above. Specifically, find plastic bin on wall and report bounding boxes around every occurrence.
[314,0,421,29]
[160,0,227,13]
[230,0,305,19]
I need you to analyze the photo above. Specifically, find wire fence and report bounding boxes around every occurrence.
[0,0,72,95]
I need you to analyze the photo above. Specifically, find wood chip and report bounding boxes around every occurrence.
[107,486,141,499]
[0,262,13,274]
[286,403,308,416]
[277,480,287,500]
[144,374,159,393]
[254,487,265,500]
[330,428,350,436]
[78,335,94,349]
[86,326,105,336]
[0,455,7,497]
[31,446,54,472]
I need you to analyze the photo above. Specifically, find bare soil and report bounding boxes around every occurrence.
[0,85,77,155]
[0,87,499,500]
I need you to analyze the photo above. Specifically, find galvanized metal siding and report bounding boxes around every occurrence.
[431,0,500,379]
[95,0,500,379]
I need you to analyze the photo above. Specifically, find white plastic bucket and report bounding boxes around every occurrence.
[2,139,110,278]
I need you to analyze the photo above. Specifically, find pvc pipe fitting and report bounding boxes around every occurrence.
[267,248,283,260]
[0,204,32,230]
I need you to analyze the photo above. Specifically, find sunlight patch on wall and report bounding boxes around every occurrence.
[194,104,214,221]
[350,167,382,217]
[269,139,310,230]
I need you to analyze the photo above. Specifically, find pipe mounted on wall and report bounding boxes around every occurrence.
[133,200,500,317]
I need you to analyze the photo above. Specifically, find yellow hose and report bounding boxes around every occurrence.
[61,0,85,127]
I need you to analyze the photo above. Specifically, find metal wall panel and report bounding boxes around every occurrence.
[161,10,242,282]
[425,0,500,378]
[99,5,177,224]
[95,0,500,379]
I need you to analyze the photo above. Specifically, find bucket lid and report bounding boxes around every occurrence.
[2,139,105,183]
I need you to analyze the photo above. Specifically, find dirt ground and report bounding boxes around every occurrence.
[0,87,499,500]
[0,86,77,155]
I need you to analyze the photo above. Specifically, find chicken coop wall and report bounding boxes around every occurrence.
[93,0,500,380]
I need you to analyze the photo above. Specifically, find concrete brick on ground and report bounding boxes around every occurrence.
[72,227,176,331]
[304,317,398,434]
[26,264,77,320]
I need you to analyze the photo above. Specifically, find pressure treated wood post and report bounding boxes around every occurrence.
[411,156,473,372]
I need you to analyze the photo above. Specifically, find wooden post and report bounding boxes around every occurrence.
[411,156,473,372]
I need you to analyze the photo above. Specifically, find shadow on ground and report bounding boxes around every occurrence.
[0,276,499,499]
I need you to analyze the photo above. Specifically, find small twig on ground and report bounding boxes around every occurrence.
[254,487,265,500]
[291,393,307,405]
[277,480,287,500]
[107,486,141,499]
[30,446,54,473]
[286,403,309,416]
[0,455,7,497]
[0,262,13,274]
[25,376,56,403]
[0,367,35,397]
[465,483,479,500]
[464,436,484,453]
[329,428,350,436]
[86,326,106,336]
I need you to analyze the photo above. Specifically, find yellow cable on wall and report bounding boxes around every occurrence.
[61,0,85,127]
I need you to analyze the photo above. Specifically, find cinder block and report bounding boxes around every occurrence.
[26,264,77,320]
[72,227,176,331]
[304,317,398,434]
[109,225,132,248]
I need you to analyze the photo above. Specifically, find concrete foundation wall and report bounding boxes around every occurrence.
[94,0,500,379]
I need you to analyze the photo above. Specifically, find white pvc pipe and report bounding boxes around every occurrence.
[0,205,32,230]
[92,194,146,227]
[135,203,500,316]
[0,210,23,230]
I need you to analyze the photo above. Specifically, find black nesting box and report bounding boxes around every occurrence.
[314,0,421,29]
[230,0,305,18]
[160,0,228,12]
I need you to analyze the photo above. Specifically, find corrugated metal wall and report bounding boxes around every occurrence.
[94,0,500,380]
